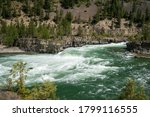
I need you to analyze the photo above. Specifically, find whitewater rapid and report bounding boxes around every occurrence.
[0,42,149,99]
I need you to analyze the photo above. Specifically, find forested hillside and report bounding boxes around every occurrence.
[0,0,150,46]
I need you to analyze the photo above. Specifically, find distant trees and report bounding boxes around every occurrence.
[60,0,91,9]
[0,0,56,18]
[91,11,100,24]
[92,0,150,27]
[57,12,73,36]
[142,22,150,41]
[3,24,18,46]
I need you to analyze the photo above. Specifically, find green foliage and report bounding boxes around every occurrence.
[27,19,36,37]
[25,81,57,100]
[6,61,57,100]
[16,20,26,38]
[36,24,51,39]
[9,61,28,96]
[33,0,42,16]
[54,10,63,24]
[128,34,142,42]
[57,13,72,36]
[44,0,53,12]
[1,0,12,19]
[128,22,150,41]
[3,23,18,47]
[65,12,73,23]
[91,12,100,24]
[142,22,150,41]
[60,0,91,9]
[22,0,30,14]
[119,79,148,100]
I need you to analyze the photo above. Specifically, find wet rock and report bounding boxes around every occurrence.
[126,41,150,56]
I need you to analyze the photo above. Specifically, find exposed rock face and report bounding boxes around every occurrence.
[126,41,150,55]
[16,36,124,53]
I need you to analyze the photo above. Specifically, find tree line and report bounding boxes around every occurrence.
[92,0,150,28]
[0,12,73,46]
[0,0,58,19]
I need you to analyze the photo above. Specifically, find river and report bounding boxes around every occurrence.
[0,42,150,99]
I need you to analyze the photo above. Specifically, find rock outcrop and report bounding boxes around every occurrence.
[126,41,150,55]
[16,36,124,53]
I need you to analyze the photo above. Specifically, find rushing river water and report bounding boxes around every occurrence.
[0,42,150,99]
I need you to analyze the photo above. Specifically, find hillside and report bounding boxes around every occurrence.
[0,0,150,47]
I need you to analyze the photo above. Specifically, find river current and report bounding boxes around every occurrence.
[0,42,150,99]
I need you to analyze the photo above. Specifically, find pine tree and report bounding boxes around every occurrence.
[27,19,36,37]
[145,8,150,22]
[142,22,150,41]
[44,0,53,12]
[4,23,18,46]
[10,61,28,96]
[33,0,42,16]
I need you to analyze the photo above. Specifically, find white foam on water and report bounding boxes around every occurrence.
[80,42,126,49]
[0,64,10,76]
[59,42,127,56]
[0,42,126,85]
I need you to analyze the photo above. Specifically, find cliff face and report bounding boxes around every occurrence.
[16,36,124,53]
[126,41,150,55]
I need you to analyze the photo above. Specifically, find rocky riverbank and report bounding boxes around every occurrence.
[0,45,25,54]
[16,36,125,54]
[126,41,150,58]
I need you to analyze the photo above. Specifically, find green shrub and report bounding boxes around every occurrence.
[25,81,57,100]
[119,79,148,100]
[6,61,57,100]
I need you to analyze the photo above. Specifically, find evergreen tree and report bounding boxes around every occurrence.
[4,23,18,46]
[27,19,36,37]
[145,8,150,22]
[16,20,26,38]
[1,2,12,19]
[33,0,42,16]
[22,0,30,14]
[10,61,28,96]
[65,12,73,23]
[44,0,53,12]
[142,22,150,41]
